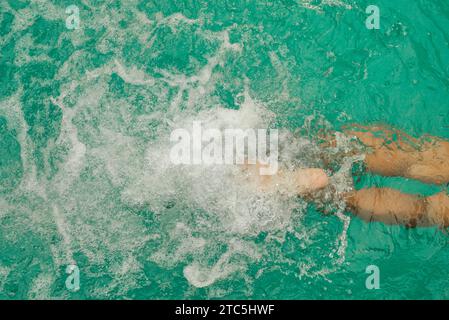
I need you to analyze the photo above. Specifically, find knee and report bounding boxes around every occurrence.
[425,193,449,227]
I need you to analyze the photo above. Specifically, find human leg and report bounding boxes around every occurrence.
[345,187,449,227]
[343,125,449,185]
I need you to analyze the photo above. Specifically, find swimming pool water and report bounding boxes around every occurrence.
[1,0,449,299]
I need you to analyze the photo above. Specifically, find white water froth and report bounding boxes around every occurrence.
[0,8,363,293]
[119,89,358,287]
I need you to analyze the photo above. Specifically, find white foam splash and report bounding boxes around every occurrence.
[183,238,262,288]
[0,5,361,295]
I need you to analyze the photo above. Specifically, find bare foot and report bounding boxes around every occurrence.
[292,168,329,195]
[241,162,329,195]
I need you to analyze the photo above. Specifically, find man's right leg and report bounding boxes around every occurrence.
[345,188,449,227]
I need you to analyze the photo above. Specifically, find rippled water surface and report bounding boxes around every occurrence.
[1,0,449,299]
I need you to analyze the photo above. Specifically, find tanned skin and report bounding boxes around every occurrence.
[247,125,449,228]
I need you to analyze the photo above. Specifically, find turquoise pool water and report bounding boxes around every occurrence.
[1,0,449,299]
